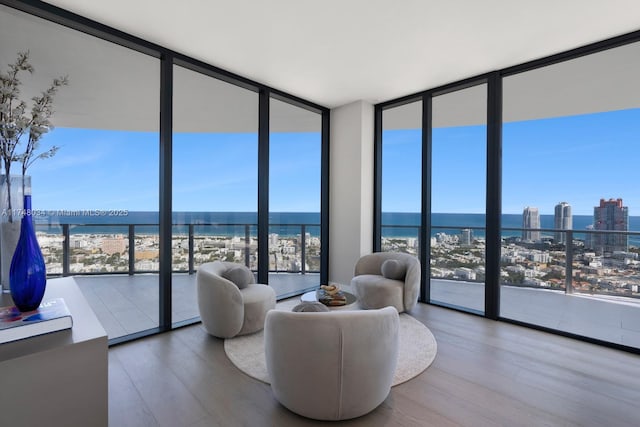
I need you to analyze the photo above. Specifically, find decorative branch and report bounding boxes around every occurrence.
[20,75,68,179]
[0,50,67,222]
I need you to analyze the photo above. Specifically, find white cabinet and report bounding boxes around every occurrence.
[0,277,108,427]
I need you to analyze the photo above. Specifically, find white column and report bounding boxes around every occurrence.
[329,100,374,285]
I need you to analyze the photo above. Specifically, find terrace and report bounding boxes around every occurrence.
[32,220,640,349]
[73,272,319,340]
[69,274,640,349]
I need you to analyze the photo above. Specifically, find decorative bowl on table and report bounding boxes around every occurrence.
[317,284,347,306]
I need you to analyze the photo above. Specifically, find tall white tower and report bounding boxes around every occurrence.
[522,207,541,242]
[554,202,572,244]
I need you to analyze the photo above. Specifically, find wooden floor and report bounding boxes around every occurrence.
[108,302,640,427]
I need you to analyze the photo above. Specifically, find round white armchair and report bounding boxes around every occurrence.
[265,307,399,421]
[196,261,276,338]
[350,252,421,313]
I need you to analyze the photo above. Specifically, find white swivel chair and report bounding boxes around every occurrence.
[196,261,276,338]
[350,252,420,313]
[264,307,399,421]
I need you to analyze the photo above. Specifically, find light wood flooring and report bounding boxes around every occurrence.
[108,302,640,426]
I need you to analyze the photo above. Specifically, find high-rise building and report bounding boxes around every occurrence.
[593,198,628,253]
[554,202,572,244]
[585,224,594,250]
[460,228,473,246]
[522,207,541,242]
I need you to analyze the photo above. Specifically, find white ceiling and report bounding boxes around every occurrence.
[42,0,640,109]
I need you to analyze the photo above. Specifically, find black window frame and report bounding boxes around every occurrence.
[1,0,330,346]
[374,26,640,355]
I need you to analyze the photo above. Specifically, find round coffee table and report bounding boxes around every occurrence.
[301,290,358,309]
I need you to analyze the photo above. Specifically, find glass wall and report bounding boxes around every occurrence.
[0,5,160,339]
[269,98,322,296]
[430,84,487,314]
[380,100,422,256]
[501,41,640,347]
[1,2,328,344]
[172,65,259,323]
[369,17,640,352]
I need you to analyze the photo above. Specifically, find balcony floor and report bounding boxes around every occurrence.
[74,272,319,340]
[432,278,640,349]
[74,274,640,349]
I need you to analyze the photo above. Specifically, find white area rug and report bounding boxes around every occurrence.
[224,299,437,386]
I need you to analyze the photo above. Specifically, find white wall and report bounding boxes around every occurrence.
[329,100,374,285]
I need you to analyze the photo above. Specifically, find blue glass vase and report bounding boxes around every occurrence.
[10,194,46,312]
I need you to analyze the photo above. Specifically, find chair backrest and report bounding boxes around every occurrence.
[264,306,399,421]
[202,260,257,284]
[196,261,246,338]
[354,252,421,311]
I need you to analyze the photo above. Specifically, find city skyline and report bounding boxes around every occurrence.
[517,199,634,251]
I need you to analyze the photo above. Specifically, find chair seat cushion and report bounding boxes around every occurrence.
[351,274,404,312]
[238,284,276,335]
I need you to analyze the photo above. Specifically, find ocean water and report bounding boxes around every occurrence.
[34,211,321,237]
[33,211,640,239]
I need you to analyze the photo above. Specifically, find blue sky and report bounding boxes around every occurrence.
[29,129,321,212]
[25,108,640,216]
[382,108,640,216]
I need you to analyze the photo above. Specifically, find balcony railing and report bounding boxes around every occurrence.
[35,222,321,277]
[381,223,640,300]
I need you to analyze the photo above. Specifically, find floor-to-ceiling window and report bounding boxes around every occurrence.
[269,97,322,296]
[430,84,487,314]
[501,41,640,347]
[1,1,329,344]
[172,64,259,324]
[0,5,160,339]
[375,34,640,350]
[380,100,422,256]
